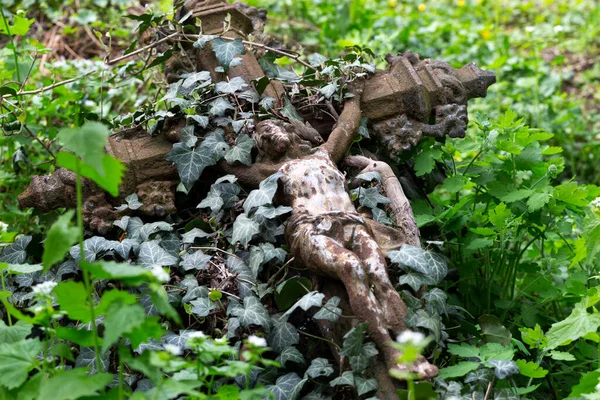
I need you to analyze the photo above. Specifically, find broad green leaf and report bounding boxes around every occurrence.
[55,281,92,322]
[102,302,146,352]
[0,320,31,345]
[42,210,79,271]
[549,350,575,361]
[447,343,480,359]
[554,182,589,207]
[305,358,334,379]
[0,339,43,389]
[56,326,101,347]
[56,151,125,197]
[515,360,548,378]
[519,324,547,349]
[438,361,480,379]
[489,202,512,229]
[526,190,552,212]
[478,343,514,362]
[1,14,34,35]
[414,145,443,176]
[211,38,246,70]
[479,314,512,345]
[546,298,600,350]
[570,370,600,398]
[82,260,156,286]
[231,214,260,247]
[58,122,108,174]
[268,318,299,353]
[38,368,112,400]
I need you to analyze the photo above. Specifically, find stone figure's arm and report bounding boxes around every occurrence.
[320,85,363,163]
[216,160,283,188]
[345,155,420,247]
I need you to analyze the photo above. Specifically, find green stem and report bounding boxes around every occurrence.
[0,273,12,326]
[118,349,125,400]
[407,379,416,400]
[0,7,21,83]
[75,163,102,374]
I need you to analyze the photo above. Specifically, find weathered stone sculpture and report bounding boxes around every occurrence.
[18,0,495,396]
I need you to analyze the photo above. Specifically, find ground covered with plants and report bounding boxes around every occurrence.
[0,0,599,399]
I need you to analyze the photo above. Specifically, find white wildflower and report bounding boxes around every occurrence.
[247,335,267,347]
[553,25,564,32]
[590,197,600,209]
[32,281,57,296]
[164,344,182,356]
[150,265,170,283]
[396,330,426,345]
[525,26,535,33]
[0,221,8,233]
[32,304,45,314]
[215,337,228,344]
[188,331,206,339]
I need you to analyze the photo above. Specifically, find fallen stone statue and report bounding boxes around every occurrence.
[18,0,495,397]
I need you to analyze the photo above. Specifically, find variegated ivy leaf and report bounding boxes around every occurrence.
[190,297,216,317]
[349,342,378,372]
[115,193,143,211]
[355,375,378,396]
[189,115,209,128]
[318,81,338,99]
[182,285,209,304]
[180,250,212,271]
[398,271,434,292]
[215,76,248,94]
[422,288,448,306]
[0,235,32,264]
[330,371,354,387]
[494,388,520,400]
[113,216,130,231]
[305,358,334,379]
[412,309,442,342]
[137,221,173,243]
[342,322,367,357]
[225,134,255,165]
[211,37,246,70]
[243,171,284,213]
[487,360,520,379]
[138,240,178,267]
[229,296,271,330]
[356,171,382,182]
[162,330,201,349]
[389,244,448,285]
[226,256,255,299]
[202,130,231,160]
[70,236,109,262]
[232,118,252,133]
[313,296,342,322]
[166,144,214,190]
[181,228,211,244]
[159,232,180,258]
[111,239,140,259]
[181,71,211,89]
[283,291,325,318]
[192,34,217,49]
[231,213,260,247]
[179,125,198,147]
[371,207,392,225]
[352,187,392,209]
[209,97,234,117]
[267,373,306,400]
[75,347,110,374]
[254,205,293,219]
[276,346,305,368]
[268,318,299,353]
[464,368,493,386]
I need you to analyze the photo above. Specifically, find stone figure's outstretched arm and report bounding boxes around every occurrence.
[345,155,420,247]
[217,159,283,188]
[320,85,364,163]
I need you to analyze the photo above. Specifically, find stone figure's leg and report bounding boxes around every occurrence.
[351,225,408,336]
[300,232,403,373]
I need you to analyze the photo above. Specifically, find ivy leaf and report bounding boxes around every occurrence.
[0,339,43,389]
[42,211,79,271]
[193,34,217,49]
[211,38,246,70]
[227,256,255,299]
[313,296,342,322]
[180,250,212,271]
[398,272,433,291]
[349,342,378,372]
[182,228,211,244]
[230,296,271,330]
[138,240,178,267]
[209,97,234,116]
[69,236,110,262]
[225,134,255,165]
[215,77,248,94]
[487,360,520,379]
[102,302,146,353]
[515,360,548,378]
[244,172,284,213]
[255,205,293,219]
[413,309,442,342]
[37,368,112,400]
[231,214,260,247]
[284,291,325,318]
[330,371,354,387]
[355,375,378,396]
[342,323,367,357]
[354,187,391,209]
[166,143,215,190]
[116,193,143,211]
[318,81,338,99]
[267,373,306,400]
[388,245,447,284]
[112,239,139,259]
[545,297,600,350]
[0,235,31,264]
[75,347,110,374]
[276,346,305,368]
[138,221,173,242]
[190,297,216,317]
[305,358,334,379]
[268,318,299,353]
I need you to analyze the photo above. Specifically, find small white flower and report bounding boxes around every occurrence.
[32,305,45,314]
[553,25,564,32]
[164,344,182,356]
[32,281,57,296]
[247,335,267,347]
[590,197,600,209]
[188,331,206,339]
[150,265,170,283]
[0,221,8,233]
[215,337,228,344]
[525,26,535,33]
[396,330,426,345]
